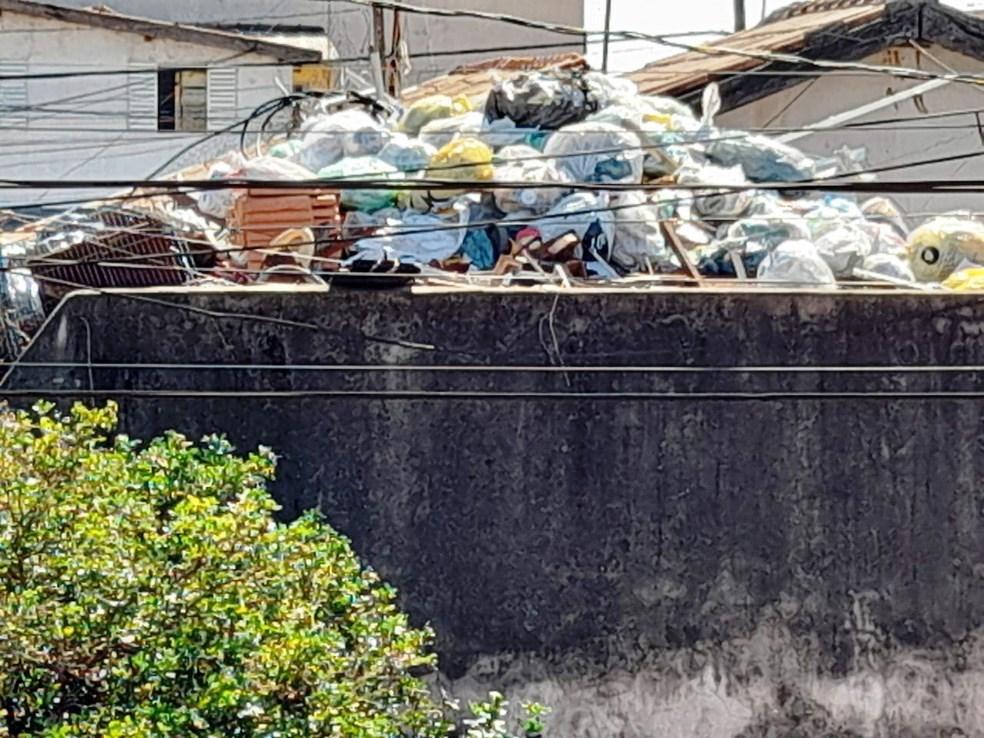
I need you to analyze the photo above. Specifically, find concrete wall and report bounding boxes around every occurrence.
[0,12,291,206]
[48,0,585,86]
[719,44,984,217]
[7,285,984,737]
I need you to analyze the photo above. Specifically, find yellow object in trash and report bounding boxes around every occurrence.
[400,94,473,135]
[943,267,984,291]
[642,112,673,129]
[907,217,984,282]
[426,137,494,197]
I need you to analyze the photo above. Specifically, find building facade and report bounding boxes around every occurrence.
[0,0,325,205]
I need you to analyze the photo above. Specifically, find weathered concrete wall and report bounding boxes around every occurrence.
[7,286,984,737]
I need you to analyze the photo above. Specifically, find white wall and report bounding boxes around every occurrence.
[0,12,292,206]
[719,45,984,218]
[44,0,583,87]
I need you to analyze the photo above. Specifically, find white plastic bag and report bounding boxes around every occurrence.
[493,144,569,215]
[353,204,469,263]
[676,164,752,220]
[292,109,391,172]
[861,253,915,282]
[194,161,239,219]
[757,240,836,287]
[534,192,615,248]
[611,191,677,272]
[194,156,315,220]
[583,72,639,109]
[544,121,644,184]
[814,224,872,277]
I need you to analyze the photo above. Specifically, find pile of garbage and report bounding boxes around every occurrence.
[4,69,984,357]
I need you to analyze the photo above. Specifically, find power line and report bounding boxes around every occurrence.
[322,0,984,90]
[2,387,984,401]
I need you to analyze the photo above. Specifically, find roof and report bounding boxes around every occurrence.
[0,0,324,62]
[764,0,884,23]
[627,0,984,111]
[400,52,589,105]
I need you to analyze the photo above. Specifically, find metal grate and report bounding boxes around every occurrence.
[29,209,195,299]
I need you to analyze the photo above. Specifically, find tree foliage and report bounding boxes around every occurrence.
[0,401,536,737]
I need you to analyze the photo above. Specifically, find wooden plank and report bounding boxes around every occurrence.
[662,221,703,287]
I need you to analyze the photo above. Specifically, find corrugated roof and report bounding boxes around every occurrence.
[401,52,588,105]
[627,3,885,97]
[764,0,885,23]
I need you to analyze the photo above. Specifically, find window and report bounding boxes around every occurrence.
[157,68,207,132]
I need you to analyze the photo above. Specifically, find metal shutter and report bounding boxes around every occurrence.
[206,66,238,132]
[128,65,158,131]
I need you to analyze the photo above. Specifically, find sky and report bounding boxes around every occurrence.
[582,0,984,73]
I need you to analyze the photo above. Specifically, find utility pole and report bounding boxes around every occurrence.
[368,3,387,97]
[601,0,613,73]
[734,0,746,31]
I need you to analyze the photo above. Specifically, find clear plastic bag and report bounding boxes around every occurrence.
[862,253,915,282]
[814,224,872,277]
[544,121,644,184]
[716,216,811,253]
[292,109,391,172]
[493,144,569,214]
[611,191,677,272]
[533,192,615,251]
[676,164,752,220]
[706,133,817,183]
[757,240,836,287]
[583,72,638,109]
[194,156,315,220]
[353,204,469,263]
[317,156,403,212]
[418,112,485,150]
[378,133,436,173]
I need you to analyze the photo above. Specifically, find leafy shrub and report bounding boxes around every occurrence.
[0,402,547,738]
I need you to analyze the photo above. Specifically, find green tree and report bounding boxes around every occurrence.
[0,401,545,738]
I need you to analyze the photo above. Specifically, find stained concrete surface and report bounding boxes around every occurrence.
[6,286,984,737]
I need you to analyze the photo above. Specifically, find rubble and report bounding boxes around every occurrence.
[2,68,983,360]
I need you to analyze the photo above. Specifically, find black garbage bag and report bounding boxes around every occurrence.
[485,72,598,130]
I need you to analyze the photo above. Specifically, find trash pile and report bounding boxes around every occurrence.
[2,69,984,358]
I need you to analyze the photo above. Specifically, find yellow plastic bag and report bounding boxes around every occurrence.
[426,137,494,197]
[400,94,472,136]
[908,217,984,282]
[943,267,984,291]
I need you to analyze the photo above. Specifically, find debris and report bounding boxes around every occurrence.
[8,66,981,362]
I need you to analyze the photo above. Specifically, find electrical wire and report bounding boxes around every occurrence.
[2,387,984,401]
[321,0,984,90]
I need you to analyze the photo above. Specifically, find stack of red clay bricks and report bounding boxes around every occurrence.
[229,188,342,271]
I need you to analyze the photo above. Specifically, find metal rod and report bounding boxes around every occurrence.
[734,0,746,31]
[602,0,613,73]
